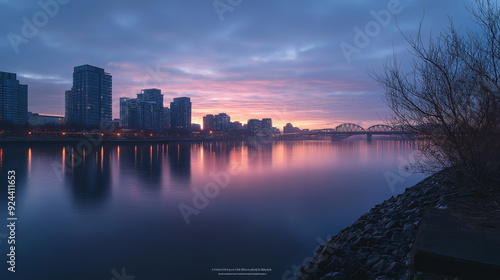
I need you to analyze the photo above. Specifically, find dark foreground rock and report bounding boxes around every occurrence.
[297,171,458,280]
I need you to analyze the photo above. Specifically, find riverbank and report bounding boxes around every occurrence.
[297,170,499,280]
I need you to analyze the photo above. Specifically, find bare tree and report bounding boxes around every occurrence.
[373,0,500,192]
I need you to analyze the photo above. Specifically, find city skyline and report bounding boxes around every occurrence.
[0,0,477,129]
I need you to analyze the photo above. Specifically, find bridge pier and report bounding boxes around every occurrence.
[367,133,372,142]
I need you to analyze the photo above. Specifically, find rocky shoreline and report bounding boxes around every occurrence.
[297,171,458,280]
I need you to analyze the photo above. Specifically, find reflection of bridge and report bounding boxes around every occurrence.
[281,123,407,142]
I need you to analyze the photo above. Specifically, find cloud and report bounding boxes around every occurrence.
[0,0,477,129]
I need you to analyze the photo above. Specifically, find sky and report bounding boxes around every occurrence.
[0,0,477,129]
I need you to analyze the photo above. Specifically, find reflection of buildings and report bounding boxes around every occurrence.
[0,71,28,125]
[167,143,191,183]
[66,145,111,207]
[133,144,163,184]
[116,143,191,185]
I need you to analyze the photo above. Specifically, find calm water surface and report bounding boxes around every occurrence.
[0,140,424,280]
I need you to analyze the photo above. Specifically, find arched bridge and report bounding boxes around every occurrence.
[285,123,406,142]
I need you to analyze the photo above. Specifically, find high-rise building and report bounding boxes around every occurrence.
[126,99,140,129]
[191,123,202,132]
[283,123,301,134]
[247,119,262,134]
[261,118,272,133]
[0,71,28,125]
[121,89,164,133]
[215,113,230,131]
[65,90,74,125]
[137,89,163,132]
[230,121,243,131]
[69,64,112,126]
[119,97,129,127]
[203,114,215,131]
[162,107,171,131]
[170,97,191,130]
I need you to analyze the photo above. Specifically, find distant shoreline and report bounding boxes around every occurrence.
[0,134,409,144]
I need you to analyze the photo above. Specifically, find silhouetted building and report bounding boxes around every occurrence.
[65,90,74,124]
[138,89,163,132]
[124,99,138,129]
[230,121,243,131]
[203,114,215,131]
[215,113,230,131]
[121,89,164,133]
[261,118,272,133]
[69,65,112,126]
[283,123,301,134]
[28,112,64,126]
[247,119,262,134]
[191,123,201,132]
[119,97,129,127]
[162,107,171,131]
[0,71,28,124]
[170,97,191,130]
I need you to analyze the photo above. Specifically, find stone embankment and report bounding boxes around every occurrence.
[298,171,457,280]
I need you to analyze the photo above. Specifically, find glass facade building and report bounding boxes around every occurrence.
[170,97,191,130]
[0,71,28,125]
[70,65,112,126]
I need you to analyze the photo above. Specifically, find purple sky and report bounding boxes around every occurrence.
[0,0,475,129]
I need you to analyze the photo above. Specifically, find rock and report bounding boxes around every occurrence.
[391,231,405,243]
[351,267,371,280]
[374,277,394,280]
[390,213,402,220]
[365,253,380,266]
[403,222,416,231]
[296,171,455,280]
[372,259,390,272]
[332,271,346,280]
[392,248,407,258]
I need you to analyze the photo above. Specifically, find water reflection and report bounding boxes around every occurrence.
[64,145,112,208]
[0,140,426,280]
[167,142,191,183]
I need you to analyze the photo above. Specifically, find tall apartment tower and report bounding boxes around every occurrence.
[119,97,130,128]
[0,71,28,125]
[69,65,112,126]
[121,89,165,133]
[215,113,230,131]
[170,97,191,130]
[65,90,74,125]
[203,114,215,131]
